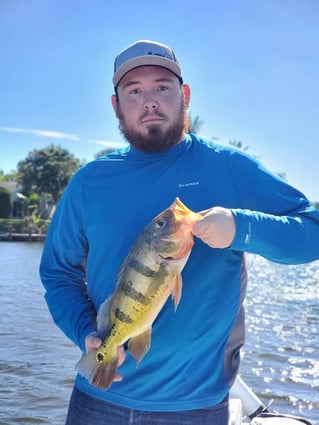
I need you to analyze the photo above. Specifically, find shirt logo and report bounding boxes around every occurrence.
[178,181,199,188]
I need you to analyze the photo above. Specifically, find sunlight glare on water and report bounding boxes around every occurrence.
[242,255,319,422]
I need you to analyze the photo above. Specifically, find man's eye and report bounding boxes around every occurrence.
[157,86,168,92]
[128,88,141,95]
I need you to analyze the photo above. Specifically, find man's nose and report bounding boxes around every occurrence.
[143,94,158,110]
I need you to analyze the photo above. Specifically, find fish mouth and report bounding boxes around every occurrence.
[158,242,193,261]
[158,254,179,261]
[174,198,201,222]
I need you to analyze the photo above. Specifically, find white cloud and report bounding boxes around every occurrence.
[0,127,80,141]
[88,139,127,149]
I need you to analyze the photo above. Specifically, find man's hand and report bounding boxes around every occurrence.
[85,331,126,382]
[192,207,236,248]
[85,331,103,352]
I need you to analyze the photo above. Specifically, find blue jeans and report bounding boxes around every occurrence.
[65,386,229,425]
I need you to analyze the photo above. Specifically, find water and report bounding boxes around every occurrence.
[243,255,319,423]
[0,242,318,424]
[0,243,76,425]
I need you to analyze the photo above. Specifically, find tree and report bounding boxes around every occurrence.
[188,114,203,134]
[94,148,116,159]
[0,170,17,182]
[0,170,7,182]
[0,186,12,218]
[228,139,249,151]
[17,145,82,204]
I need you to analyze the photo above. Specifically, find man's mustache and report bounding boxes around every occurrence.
[140,111,167,121]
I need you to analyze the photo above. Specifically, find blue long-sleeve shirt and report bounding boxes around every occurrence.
[39,134,319,411]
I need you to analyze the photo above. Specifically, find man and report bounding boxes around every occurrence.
[40,40,319,425]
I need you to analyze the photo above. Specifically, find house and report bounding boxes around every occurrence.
[0,181,28,217]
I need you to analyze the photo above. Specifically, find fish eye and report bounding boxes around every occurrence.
[155,218,166,229]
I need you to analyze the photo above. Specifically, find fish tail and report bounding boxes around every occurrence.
[92,358,118,389]
[76,350,119,390]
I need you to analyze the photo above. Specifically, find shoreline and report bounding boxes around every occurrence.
[0,231,46,242]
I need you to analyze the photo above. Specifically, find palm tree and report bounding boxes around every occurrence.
[188,114,203,134]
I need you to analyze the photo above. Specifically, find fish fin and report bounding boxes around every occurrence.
[76,349,118,390]
[96,297,112,336]
[171,274,183,311]
[128,328,152,363]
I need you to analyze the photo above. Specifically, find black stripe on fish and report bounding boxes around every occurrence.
[114,308,133,323]
[121,281,148,304]
[128,257,156,278]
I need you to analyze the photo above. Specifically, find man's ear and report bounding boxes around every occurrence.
[111,94,118,114]
[182,84,191,109]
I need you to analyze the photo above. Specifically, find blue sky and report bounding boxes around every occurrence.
[1,0,318,201]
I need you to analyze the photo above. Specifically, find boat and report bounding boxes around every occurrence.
[229,375,313,425]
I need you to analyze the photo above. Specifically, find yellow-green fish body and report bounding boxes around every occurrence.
[77,197,201,389]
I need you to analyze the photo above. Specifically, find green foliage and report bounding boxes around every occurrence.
[188,114,203,134]
[0,217,50,233]
[228,139,249,151]
[277,172,287,181]
[0,187,12,218]
[27,193,40,215]
[16,144,82,204]
[94,148,116,159]
[28,193,39,203]
[0,170,17,182]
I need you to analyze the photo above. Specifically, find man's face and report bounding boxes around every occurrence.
[112,66,190,153]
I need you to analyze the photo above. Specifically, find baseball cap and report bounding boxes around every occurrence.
[113,40,182,87]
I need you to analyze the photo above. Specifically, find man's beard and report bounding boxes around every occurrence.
[116,100,189,153]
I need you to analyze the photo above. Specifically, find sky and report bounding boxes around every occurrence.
[1,0,318,201]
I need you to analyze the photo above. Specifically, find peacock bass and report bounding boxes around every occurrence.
[77,197,201,390]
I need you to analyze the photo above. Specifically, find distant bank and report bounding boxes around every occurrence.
[0,230,46,242]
